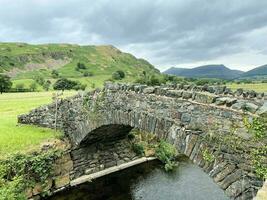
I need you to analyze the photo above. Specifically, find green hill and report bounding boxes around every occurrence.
[0,43,160,89]
[164,65,244,80]
[240,64,267,79]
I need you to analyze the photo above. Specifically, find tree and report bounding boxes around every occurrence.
[29,82,37,92]
[83,71,93,77]
[34,75,45,86]
[53,78,78,91]
[51,70,59,78]
[76,62,87,71]
[0,74,12,94]
[43,80,51,91]
[112,70,125,80]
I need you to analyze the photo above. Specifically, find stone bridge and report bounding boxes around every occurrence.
[18,83,267,200]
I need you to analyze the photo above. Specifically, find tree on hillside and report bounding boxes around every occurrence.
[29,82,37,92]
[51,70,59,78]
[0,74,12,94]
[53,78,78,91]
[43,80,51,91]
[112,70,125,80]
[76,62,87,71]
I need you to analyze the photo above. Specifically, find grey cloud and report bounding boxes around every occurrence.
[0,0,267,70]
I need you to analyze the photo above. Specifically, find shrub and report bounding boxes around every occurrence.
[53,78,77,91]
[112,70,125,80]
[34,75,45,86]
[43,80,51,91]
[132,143,145,156]
[155,140,177,171]
[29,82,37,92]
[83,72,93,77]
[0,74,12,94]
[51,70,59,78]
[76,62,87,71]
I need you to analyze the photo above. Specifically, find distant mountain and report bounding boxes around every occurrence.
[164,64,244,80]
[240,64,267,79]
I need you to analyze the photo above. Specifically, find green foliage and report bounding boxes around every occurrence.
[135,74,166,86]
[243,116,266,139]
[112,70,125,80]
[51,70,59,78]
[83,71,93,77]
[43,80,51,91]
[34,75,45,86]
[15,83,25,91]
[0,150,63,200]
[53,78,77,91]
[29,82,37,92]
[76,62,87,70]
[132,143,145,156]
[155,140,177,171]
[0,74,12,94]
[202,148,215,163]
[251,146,267,179]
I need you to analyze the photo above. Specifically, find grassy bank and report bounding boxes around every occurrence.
[0,91,76,158]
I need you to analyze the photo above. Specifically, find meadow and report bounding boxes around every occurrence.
[0,91,76,158]
[226,82,267,93]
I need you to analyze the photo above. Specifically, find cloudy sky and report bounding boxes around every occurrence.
[0,0,267,71]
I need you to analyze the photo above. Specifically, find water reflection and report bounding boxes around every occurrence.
[47,159,229,200]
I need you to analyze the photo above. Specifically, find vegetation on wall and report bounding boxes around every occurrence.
[0,150,63,200]
[129,129,178,171]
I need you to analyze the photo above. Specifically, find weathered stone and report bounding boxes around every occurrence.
[214,164,236,182]
[244,102,259,113]
[194,92,216,104]
[225,179,250,198]
[54,174,70,189]
[256,102,267,117]
[218,169,242,189]
[182,91,192,99]
[143,87,155,94]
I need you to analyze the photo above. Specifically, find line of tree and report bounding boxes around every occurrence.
[53,78,86,91]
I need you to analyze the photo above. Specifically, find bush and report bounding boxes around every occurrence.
[83,72,93,77]
[155,140,177,171]
[76,62,87,71]
[73,83,87,91]
[132,143,145,156]
[43,80,51,91]
[34,75,45,86]
[0,74,12,94]
[112,70,125,80]
[53,78,78,91]
[51,70,59,78]
[29,82,37,92]
[0,150,63,200]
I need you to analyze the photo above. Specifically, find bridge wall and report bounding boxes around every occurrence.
[18,83,266,200]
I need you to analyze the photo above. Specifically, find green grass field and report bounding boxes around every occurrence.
[0,91,76,158]
[226,83,267,92]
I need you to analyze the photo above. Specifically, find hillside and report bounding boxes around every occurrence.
[240,64,267,79]
[0,43,159,80]
[164,65,244,79]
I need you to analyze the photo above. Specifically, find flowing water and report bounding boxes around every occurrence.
[47,159,229,200]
